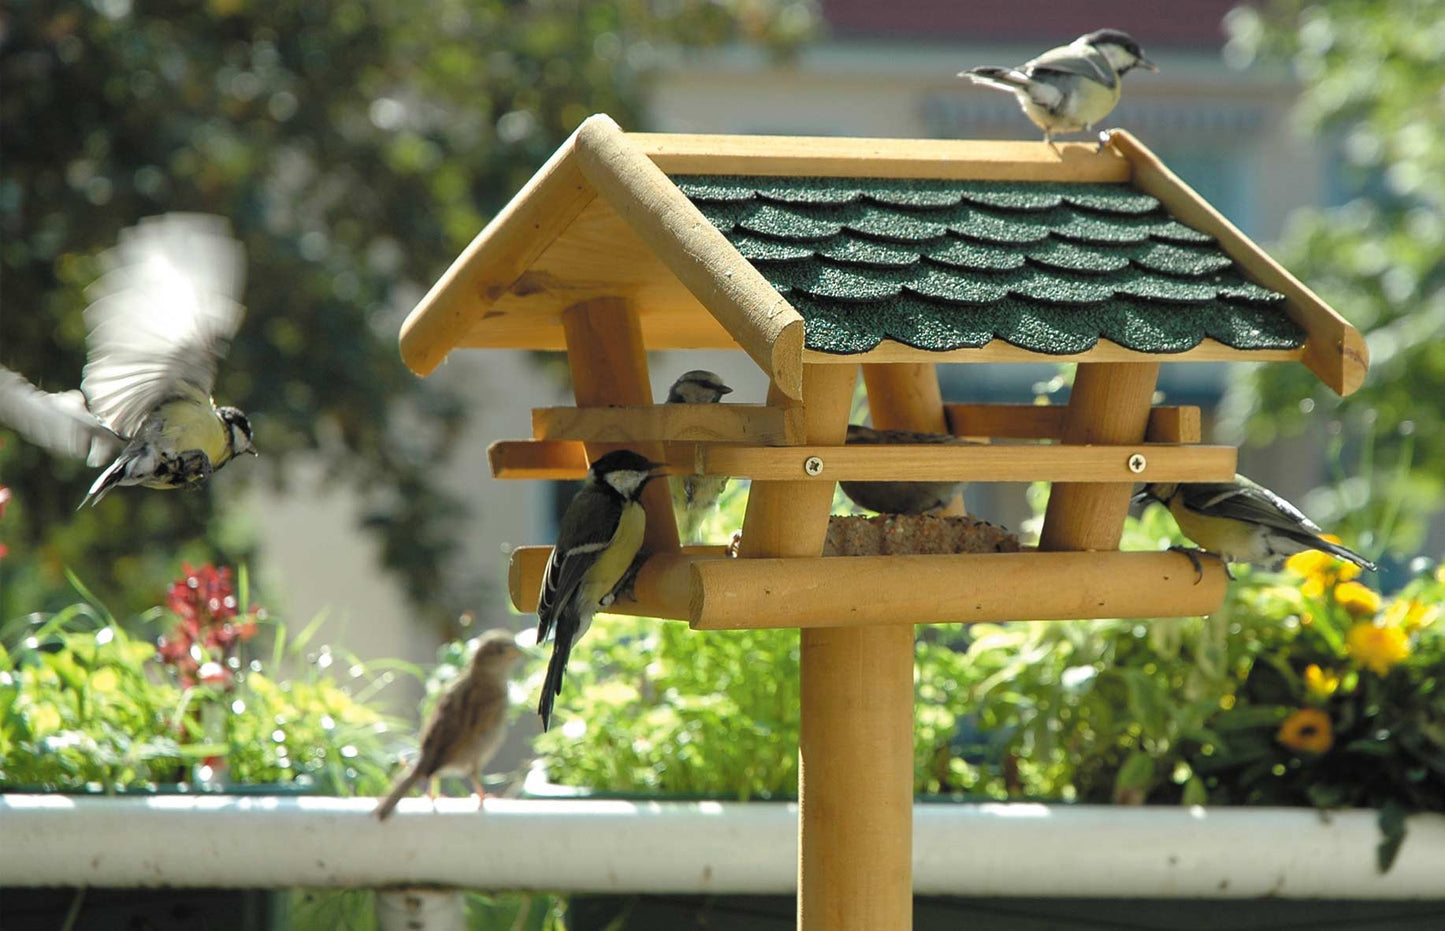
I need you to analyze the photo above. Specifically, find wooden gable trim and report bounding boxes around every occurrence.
[1108,129,1367,397]
[399,126,596,376]
[573,115,806,400]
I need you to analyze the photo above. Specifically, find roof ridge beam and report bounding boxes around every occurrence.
[572,114,806,400]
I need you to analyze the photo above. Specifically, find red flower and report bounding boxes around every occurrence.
[156,563,259,689]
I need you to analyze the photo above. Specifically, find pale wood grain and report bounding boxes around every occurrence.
[531,403,803,445]
[943,404,1201,443]
[399,128,594,376]
[691,550,1228,629]
[574,115,805,399]
[1109,129,1367,397]
[631,132,1131,182]
[561,297,679,552]
[1039,362,1160,552]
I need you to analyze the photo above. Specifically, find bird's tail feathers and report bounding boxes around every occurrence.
[537,630,575,732]
[374,767,423,821]
[1311,535,1377,572]
[79,458,126,509]
[962,66,1031,91]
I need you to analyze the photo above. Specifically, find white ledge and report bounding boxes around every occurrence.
[2,796,1442,899]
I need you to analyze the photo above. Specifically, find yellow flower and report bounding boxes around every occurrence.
[1303,664,1339,701]
[1334,581,1382,618]
[1276,708,1333,754]
[1346,621,1410,676]
[1385,598,1440,633]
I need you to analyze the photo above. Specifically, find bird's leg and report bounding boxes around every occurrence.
[172,449,213,488]
[1094,128,1110,153]
[1168,545,1206,585]
[470,775,488,802]
[611,547,652,604]
[427,776,440,802]
[1045,131,1061,155]
[727,531,743,558]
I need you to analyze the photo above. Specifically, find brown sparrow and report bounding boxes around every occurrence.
[375,630,525,820]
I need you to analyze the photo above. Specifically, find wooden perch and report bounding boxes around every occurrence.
[532,403,803,445]
[506,547,1229,627]
[946,404,1201,444]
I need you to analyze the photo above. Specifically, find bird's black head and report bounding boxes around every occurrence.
[1131,482,1175,508]
[217,406,257,458]
[1083,28,1157,74]
[666,369,734,404]
[589,449,664,500]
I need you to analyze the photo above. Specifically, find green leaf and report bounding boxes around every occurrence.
[1376,800,1409,874]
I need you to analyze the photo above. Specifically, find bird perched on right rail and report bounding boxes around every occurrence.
[1134,477,1376,582]
[0,214,256,507]
[839,424,975,516]
[960,28,1157,150]
[535,449,664,731]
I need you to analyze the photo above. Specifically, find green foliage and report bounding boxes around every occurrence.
[0,0,818,623]
[1220,0,1445,536]
[0,569,404,794]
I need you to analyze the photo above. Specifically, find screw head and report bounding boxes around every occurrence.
[1127,453,1147,474]
[803,455,824,476]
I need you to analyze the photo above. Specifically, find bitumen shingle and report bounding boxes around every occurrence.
[674,175,1305,355]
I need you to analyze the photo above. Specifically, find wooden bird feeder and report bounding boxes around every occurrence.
[399,114,1366,930]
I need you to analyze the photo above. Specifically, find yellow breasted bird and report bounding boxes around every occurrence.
[1134,477,1376,581]
[961,29,1157,149]
[0,214,256,507]
[535,449,663,730]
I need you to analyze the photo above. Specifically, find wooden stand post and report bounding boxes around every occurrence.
[862,362,964,515]
[740,365,915,931]
[1040,362,1160,551]
[561,297,679,552]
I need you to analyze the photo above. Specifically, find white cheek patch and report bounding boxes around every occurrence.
[605,469,649,498]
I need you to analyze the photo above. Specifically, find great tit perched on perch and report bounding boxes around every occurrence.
[665,369,733,539]
[1134,478,1376,581]
[961,28,1157,150]
[0,214,256,507]
[536,449,664,731]
[375,629,525,820]
[839,424,974,515]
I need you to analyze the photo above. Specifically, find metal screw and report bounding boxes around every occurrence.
[803,456,824,476]
[1127,453,1147,474]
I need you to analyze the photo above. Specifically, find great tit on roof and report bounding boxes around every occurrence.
[0,214,256,508]
[375,629,526,820]
[665,370,733,540]
[961,28,1157,150]
[536,449,663,730]
[1134,477,1376,581]
[839,424,973,516]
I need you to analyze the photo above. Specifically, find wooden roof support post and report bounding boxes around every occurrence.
[1039,362,1160,552]
[739,365,914,931]
[862,362,965,515]
[561,297,679,552]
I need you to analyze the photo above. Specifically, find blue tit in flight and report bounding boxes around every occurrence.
[0,214,256,507]
[665,369,733,540]
[1134,477,1376,582]
[839,424,975,516]
[535,449,663,731]
[961,28,1157,150]
[375,630,526,820]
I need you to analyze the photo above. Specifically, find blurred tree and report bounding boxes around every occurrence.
[1219,0,1445,553]
[0,0,816,620]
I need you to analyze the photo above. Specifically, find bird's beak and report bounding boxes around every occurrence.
[1138,57,1159,72]
[247,448,259,457]
[1130,488,1152,507]
[718,385,734,396]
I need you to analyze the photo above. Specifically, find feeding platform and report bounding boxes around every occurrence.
[399,114,1366,931]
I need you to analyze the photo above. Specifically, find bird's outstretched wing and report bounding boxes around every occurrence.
[81,214,246,439]
[1027,43,1117,88]
[0,366,123,466]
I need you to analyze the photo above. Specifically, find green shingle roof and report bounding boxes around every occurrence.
[674,175,1306,356]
